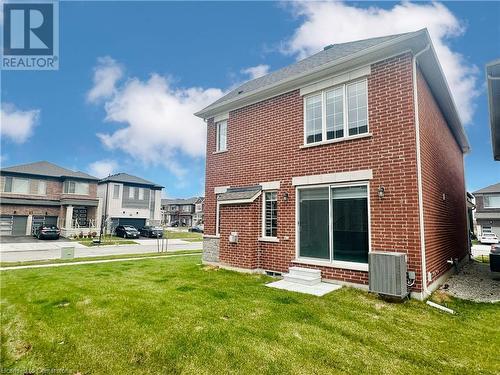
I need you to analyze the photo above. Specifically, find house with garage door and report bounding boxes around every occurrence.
[195,29,470,300]
[0,161,102,237]
[97,173,163,232]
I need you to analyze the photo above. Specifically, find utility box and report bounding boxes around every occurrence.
[229,232,238,244]
[369,251,408,298]
[61,247,75,260]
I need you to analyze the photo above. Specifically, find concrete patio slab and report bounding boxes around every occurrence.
[266,279,342,296]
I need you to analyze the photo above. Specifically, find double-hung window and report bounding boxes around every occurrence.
[263,191,278,238]
[216,120,227,152]
[64,181,89,195]
[483,194,500,208]
[298,184,369,266]
[304,79,368,145]
[113,184,120,199]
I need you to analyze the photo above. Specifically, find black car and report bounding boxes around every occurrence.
[139,225,163,238]
[115,225,140,239]
[33,224,60,240]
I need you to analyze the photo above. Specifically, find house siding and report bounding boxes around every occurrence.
[205,52,429,290]
[417,68,468,285]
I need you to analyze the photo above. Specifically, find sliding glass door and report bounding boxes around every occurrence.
[298,184,369,264]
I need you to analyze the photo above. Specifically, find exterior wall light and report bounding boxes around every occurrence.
[377,186,385,199]
[282,192,289,202]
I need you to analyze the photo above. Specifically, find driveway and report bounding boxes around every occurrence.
[0,235,67,244]
[0,237,202,263]
[471,243,494,257]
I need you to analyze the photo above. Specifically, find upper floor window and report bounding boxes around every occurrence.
[64,180,89,195]
[484,194,500,208]
[2,177,46,195]
[304,79,368,145]
[263,191,278,238]
[128,186,135,199]
[113,184,120,199]
[138,188,144,200]
[216,120,227,152]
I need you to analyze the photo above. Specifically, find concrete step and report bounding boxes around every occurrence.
[283,273,321,286]
[288,266,321,278]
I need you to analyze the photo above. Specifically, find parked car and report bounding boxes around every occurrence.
[490,243,500,272]
[33,224,60,240]
[480,232,499,244]
[190,224,204,233]
[140,226,163,238]
[115,225,140,239]
[170,220,179,227]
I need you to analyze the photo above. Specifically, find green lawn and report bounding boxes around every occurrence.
[164,230,202,241]
[1,256,498,374]
[0,250,202,268]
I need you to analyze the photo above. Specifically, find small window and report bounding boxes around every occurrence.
[263,191,278,238]
[11,178,29,194]
[38,180,47,195]
[138,188,144,200]
[216,120,227,152]
[64,181,89,195]
[347,80,368,136]
[113,184,120,199]
[129,186,135,199]
[64,181,75,194]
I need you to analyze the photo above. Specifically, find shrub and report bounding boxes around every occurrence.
[78,231,84,239]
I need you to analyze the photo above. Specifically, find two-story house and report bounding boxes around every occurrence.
[161,197,203,227]
[473,183,500,237]
[195,29,469,300]
[97,173,163,232]
[0,161,102,237]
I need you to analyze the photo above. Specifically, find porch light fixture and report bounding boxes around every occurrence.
[282,192,289,202]
[377,186,385,199]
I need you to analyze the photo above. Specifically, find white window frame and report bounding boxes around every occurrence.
[294,181,371,272]
[128,186,135,199]
[261,190,278,241]
[37,180,47,195]
[113,184,120,199]
[138,188,144,200]
[215,120,227,152]
[64,180,89,195]
[303,78,369,146]
[483,194,500,208]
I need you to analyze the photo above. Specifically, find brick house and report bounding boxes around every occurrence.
[195,29,469,300]
[472,183,500,237]
[161,197,204,227]
[0,161,102,237]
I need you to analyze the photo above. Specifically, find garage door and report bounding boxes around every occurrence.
[12,216,28,236]
[117,218,146,229]
[32,216,59,234]
[0,216,13,236]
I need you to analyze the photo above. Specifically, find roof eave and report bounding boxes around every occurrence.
[194,30,429,119]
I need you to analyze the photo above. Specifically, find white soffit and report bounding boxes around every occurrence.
[300,66,371,96]
[292,169,373,186]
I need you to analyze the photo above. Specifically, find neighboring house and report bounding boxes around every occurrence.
[98,173,163,233]
[0,161,102,237]
[486,59,500,160]
[195,29,470,300]
[161,197,203,227]
[472,183,500,237]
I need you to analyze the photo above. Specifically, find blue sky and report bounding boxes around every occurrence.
[1,1,499,197]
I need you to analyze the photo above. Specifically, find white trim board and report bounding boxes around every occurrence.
[292,169,373,186]
[214,113,229,122]
[300,65,371,96]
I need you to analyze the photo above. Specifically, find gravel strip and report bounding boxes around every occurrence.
[441,261,500,303]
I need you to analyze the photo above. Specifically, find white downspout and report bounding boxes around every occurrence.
[412,43,431,298]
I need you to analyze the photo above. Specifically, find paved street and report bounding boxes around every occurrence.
[0,238,202,262]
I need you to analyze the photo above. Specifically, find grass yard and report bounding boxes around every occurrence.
[163,230,202,241]
[1,256,499,374]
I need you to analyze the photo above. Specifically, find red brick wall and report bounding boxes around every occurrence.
[0,205,60,217]
[417,68,468,285]
[205,53,426,289]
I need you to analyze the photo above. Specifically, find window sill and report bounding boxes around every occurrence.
[300,133,372,149]
[292,258,368,272]
[258,237,279,243]
[213,149,228,155]
[204,234,220,239]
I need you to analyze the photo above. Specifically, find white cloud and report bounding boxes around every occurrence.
[284,1,478,124]
[87,56,124,103]
[87,159,117,178]
[90,59,224,178]
[241,64,270,79]
[0,103,39,143]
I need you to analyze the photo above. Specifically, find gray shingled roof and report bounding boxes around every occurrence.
[198,32,416,115]
[0,161,98,180]
[99,173,163,188]
[162,197,199,205]
[218,186,261,202]
[473,183,500,195]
